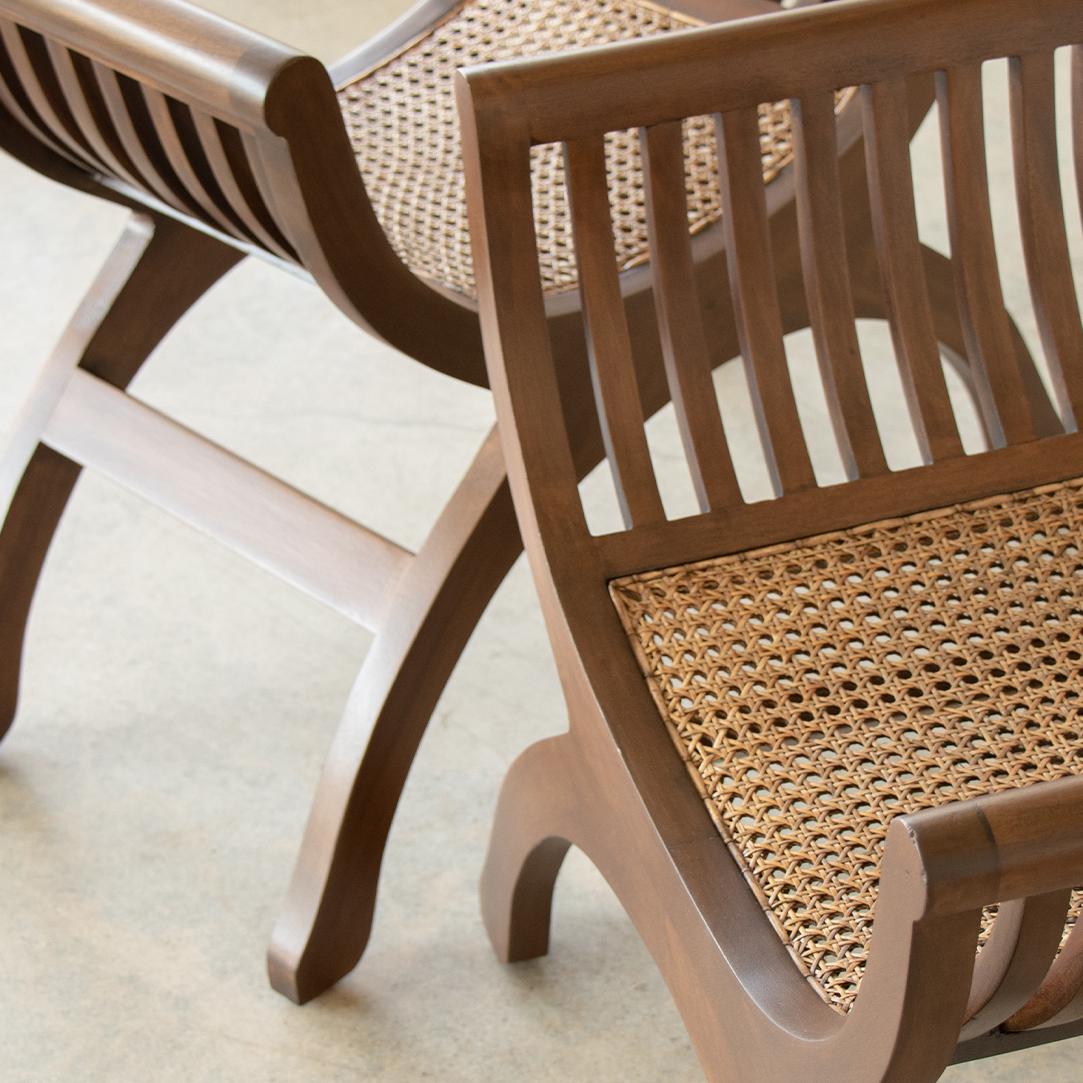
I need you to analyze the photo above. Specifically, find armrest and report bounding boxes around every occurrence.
[0,0,312,131]
[893,775,1083,920]
[0,0,487,382]
[0,0,340,260]
[840,777,1083,1042]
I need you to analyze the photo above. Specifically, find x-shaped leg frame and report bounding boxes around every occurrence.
[0,207,1059,1009]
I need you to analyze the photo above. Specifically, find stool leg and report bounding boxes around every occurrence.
[0,213,241,743]
[479,737,577,965]
[266,269,843,1003]
[268,426,523,1004]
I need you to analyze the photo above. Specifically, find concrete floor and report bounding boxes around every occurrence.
[2,2,1083,1080]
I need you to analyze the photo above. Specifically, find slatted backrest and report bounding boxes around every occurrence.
[0,0,345,264]
[459,0,1083,580]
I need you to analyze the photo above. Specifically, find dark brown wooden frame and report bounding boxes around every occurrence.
[459,0,1083,1076]
[0,0,1056,1009]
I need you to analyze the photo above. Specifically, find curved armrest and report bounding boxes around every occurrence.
[0,0,343,265]
[0,0,310,131]
[894,776,1083,921]
[0,0,338,265]
[808,778,1083,1071]
[0,0,487,382]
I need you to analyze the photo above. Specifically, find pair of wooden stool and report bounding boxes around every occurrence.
[3,0,1083,1077]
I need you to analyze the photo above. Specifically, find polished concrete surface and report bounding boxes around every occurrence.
[1,2,1082,1079]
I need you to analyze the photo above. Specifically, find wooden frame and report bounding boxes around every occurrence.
[0,0,1057,1009]
[459,0,1083,1076]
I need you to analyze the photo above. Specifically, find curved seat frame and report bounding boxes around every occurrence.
[0,0,1057,1006]
[460,0,1083,1076]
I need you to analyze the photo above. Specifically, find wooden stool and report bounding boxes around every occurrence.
[460,0,1083,1076]
[0,0,1056,1008]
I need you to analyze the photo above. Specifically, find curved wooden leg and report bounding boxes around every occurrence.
[0,213,241,743]
[0,445,81,740]
[479,737,577,964]
[268,427,524,1003]
[267,280,810,1004]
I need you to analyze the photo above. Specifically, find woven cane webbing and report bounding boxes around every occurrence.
[610,478,1083,1011]
[338,0,847,296]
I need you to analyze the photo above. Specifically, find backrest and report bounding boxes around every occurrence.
[459,0,1083,584]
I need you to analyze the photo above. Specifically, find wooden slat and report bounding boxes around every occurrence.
[1004,912,1083,1030]
[1010,51,1083,432]
[191,111,297,260]
[141,85,253,242]
[862,79,963,462]
[565,135,665,528]
[938,64,1038,447]
[1075,48,1083,244]
[717,106,816,495]
[43,40,147,190]
[791,91,887,479]
[0,27,83,168]
[0,20,100,171]
[640,121,741,512]
[41,370,412,632]
[91,63,204,218]
[961,891,1071,1038]
[163,97,265,247]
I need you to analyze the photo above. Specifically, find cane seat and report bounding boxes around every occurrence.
[337,0,848,297]
[611,478,1083,1011]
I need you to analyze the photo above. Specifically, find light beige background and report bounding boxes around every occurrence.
[1,2,1081,1080]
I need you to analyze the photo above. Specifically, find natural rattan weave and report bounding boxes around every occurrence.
[610,479,1083,1011]
[338,0,841,296]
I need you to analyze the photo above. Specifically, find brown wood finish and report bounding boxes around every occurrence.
[791,90,887,480]
[1005,915,1083,1030]
[1075,49,1083,237]
[960,891,1071,1039]
[0,213,242,739]
[717,105,816,495]
[937,63,1037,447]
[641,121,741,510]
[565,135,665,528]
[0,0,1061,1012]
[1010,50,1083,433]
[863,78,964,464]
[459,0,1083,1077]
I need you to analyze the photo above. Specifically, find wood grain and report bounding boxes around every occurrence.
[460,0,1083,1076]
